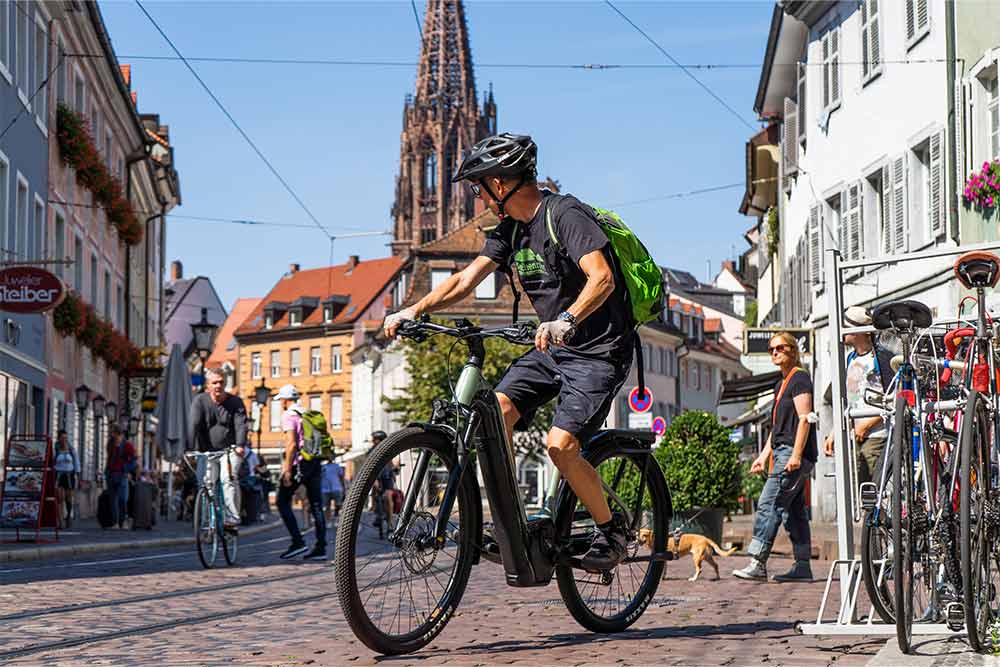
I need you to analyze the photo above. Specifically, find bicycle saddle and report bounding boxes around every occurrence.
[954,251,1000,289]
[872,300,933,331]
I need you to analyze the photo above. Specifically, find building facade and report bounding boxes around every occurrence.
[163,259,226,378]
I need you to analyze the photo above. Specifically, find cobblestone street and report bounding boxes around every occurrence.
[0,520,897,667]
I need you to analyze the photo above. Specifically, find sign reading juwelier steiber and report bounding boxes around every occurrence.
[0,267,66,313]
[744,327,813,356]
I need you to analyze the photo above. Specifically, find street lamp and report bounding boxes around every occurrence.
[253,380,271,457]
[74,385,90,478]
[74,385,91,412]
[91,395,105,475]
[105,401,118,423]
[191,308,219,393]
[92,395,105,419]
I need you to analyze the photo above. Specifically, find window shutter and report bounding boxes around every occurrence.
[839,190,849,257]
[822,33,831,108]
[783,97,798,175]
[869,1,880,67]
[809,204,821,284]
[850,181,863,259]
[905,0,916,40]
[882,164,893,254]
[797,62,807,145]
[892,155,908,254]
[929,129,944,237]
[831,28,841,105]
[861,1,871,78]
[916,0,929,33]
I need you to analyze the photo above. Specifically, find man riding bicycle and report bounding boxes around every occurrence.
[385,132,634,571]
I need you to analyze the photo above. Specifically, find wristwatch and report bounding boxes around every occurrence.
[557,311,578,342]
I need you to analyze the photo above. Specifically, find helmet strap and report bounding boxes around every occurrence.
[481,174,526,220]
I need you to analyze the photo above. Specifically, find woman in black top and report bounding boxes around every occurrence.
[733,332,817,582]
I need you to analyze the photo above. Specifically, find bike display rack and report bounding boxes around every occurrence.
[798,240,1000,637]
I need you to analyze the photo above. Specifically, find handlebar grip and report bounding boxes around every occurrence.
[846,407,884,419]
[924,399,961,413]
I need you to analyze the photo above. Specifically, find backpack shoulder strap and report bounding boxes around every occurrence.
[501,221,524,324]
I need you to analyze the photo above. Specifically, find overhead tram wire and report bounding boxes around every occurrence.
[606,176,779,209]
[604,0,756,133]
[0,52,65,143]
[133,0,331,242]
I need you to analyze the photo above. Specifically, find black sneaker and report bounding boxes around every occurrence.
[280,542,308,559]
[581,515,628,573]
[303,544,327,561]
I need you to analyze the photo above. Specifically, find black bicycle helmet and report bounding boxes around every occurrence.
[451,133,537,183]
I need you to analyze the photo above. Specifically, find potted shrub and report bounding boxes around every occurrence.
[654,410,743,544]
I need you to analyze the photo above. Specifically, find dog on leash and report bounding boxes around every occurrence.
[638,528,738,581]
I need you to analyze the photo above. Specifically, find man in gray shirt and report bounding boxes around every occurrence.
[189,368,248,527]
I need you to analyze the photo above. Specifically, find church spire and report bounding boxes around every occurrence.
[391,0,497,255]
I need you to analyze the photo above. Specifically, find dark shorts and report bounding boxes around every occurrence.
[57,472,76,490]
[495,344,632,443]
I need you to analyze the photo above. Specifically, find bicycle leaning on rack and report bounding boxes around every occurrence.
[333,317,674,655]
[184,448,240,569]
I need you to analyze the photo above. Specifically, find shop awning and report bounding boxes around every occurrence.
[725,401,774,428]
[717,371,782,405]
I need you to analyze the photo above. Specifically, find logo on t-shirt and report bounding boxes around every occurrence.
[514,248,547,278]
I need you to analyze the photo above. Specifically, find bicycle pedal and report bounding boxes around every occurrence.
[945,602,965,631]
[859,483,878,511]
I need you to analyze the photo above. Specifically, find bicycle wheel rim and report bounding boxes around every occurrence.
[893,395,913,651]
[962,393,996,650]
[195,489,217,569]
[556,450,667,628]
[335,430,474,654]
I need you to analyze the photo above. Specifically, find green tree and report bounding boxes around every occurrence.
[654,410,743,513]
[384,329,553,456]
[744,300,758,327]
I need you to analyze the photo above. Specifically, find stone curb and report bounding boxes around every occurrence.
[0,518,283,564]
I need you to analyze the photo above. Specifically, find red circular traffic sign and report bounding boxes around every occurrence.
[628,386,653,413]
[0,267,65,313]
[652,416,667,435]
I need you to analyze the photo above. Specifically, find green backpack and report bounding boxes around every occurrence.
[544,200,664,327]
[294,408,334,462]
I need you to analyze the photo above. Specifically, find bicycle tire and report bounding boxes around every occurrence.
[334,427,477,655]
[222,491,239,566]
[555,442,670,633]
[861,505,894,624]
[194,488,218,569]
[961,390,995,652]
[892,393,914,653]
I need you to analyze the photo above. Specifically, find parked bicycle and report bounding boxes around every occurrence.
[184,449,239,569]
[334,318,673,655]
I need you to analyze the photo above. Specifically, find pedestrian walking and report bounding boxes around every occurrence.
[733,331,817,582]
[189,367,248,530]
[322,459,346,525]
[52,430,79,528]
[822,306,894,485]
[104,424,138,529]
[275,384,327,560]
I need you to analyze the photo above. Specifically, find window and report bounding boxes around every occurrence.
[331,345,342,373]
[116,285,123,329]
[905,0,930,48]
[16,0,28,100]
[14,177,27,260]
[860,0,881,83]
[270,350,280,377]
[32,197,43,261]
[89,254,97,305]
[264,313,273,329]
[828,193,844,261]
[821,26,841,113]
[54,214,64,278]
[988,73,999,160]
[394,273,408,308]
[880,155,908,255]
[706,366,713,392]
[323,305,332,323]
[33,14,46,125]
[270,399,282,432]
[330,395,343,428]
[796,59,807,146]
[681,359,688,388]
[251,353,262,379]
[475,273,496,300]
[55,35,64,103]
[839,182,863,261]
[693,362,701,391]
[309,395,322,413]
[103,270,110,321]
[73,236,82,290]
[310,346,321,374]
[0,0,9,79]
[290,348,301,376]
[289,310,301,327]
[431,269,452,290]
[73,72,84,114]
[808,204,822,285]
[423,152,437,194]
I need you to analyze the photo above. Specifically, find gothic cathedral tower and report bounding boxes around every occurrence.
[390,0,497,255]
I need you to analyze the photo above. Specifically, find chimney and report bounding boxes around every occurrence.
[170,260,183,281]
[347,255,360,269]
[289,263,300,274]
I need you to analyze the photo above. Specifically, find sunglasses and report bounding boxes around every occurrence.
[769,344,791,355]
[469,182,482,196]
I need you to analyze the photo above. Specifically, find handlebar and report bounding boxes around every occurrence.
[397,317,537,347]
[912,354,967,372]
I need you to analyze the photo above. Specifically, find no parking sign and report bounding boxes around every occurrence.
[628,386,653,413]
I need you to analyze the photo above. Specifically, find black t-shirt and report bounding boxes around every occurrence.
[479,192,633,356]
[771,370,817,463]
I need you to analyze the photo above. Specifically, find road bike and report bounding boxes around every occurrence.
[334,318,673,655]
[184,448,239,569]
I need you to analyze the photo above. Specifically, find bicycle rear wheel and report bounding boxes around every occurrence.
[555,442,670,633]
[960,390,999,652]
[194,488,218,569]
[334,427,477,655]
[892,394,915,653]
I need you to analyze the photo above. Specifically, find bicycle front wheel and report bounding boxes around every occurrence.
[960,390,999,652]
[194,488,218,569]
[892,393,915,653]
[222,495,239,566]
[334,427,477,655]
[555,442,670,634]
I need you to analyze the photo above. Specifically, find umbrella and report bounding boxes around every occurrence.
[154,344,193,463]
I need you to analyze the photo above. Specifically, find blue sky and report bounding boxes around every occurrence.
[100,0,772,309]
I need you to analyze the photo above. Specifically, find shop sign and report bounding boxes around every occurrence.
[0,267,66,314]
